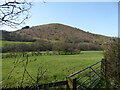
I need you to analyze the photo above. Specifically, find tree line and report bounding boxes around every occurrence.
[2,39,102,54]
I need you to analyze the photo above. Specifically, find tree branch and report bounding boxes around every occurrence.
[0,0,32,28]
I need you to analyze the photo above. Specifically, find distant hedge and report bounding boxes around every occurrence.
[2,39,102,53]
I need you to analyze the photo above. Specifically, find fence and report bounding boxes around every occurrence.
[66,60,103,89]
[2,61,103,90]
[2,80,69,90]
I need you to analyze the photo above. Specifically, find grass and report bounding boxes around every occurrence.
[33,38,61,43]
[0,41,33,47]
[2,51,103,88]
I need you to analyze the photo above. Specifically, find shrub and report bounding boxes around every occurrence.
[103,41,120,88]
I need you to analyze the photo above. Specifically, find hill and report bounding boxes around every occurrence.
[3,23,113,43]
[1,23,116,52]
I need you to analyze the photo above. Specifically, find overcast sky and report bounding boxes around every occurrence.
[0,2,118,37]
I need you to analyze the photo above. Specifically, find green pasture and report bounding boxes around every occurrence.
[0,41,32,47]
[33,38,61,43]
[2,51,103,88]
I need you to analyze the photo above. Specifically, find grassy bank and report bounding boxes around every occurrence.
[0,41,32,47]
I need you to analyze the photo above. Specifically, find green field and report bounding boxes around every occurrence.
[0,41,32,47]
[2,51,103,88]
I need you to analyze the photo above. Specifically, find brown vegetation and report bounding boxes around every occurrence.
[1,23,116,52]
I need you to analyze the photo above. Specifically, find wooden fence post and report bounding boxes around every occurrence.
[73,78,76,90]
[66,78,76,90]
[101,59,104,79]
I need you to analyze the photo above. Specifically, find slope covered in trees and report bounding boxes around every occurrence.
[1,23,115,52]
[2,23,114,43]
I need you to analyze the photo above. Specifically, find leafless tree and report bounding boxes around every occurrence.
[0,0,32,28]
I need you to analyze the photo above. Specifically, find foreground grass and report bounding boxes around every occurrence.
[2,51,103,88]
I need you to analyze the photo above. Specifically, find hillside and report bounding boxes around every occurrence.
[1,23,116,52]
[2,23,113,44]
[2,23,115,46]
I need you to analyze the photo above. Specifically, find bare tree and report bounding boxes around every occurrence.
[0,0,32,28]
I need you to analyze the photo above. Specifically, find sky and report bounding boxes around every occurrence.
[0,2,118,37]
